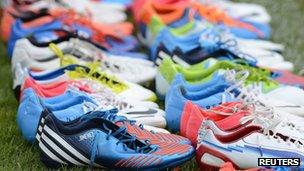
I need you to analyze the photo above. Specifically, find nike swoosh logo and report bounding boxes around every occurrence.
[34,55,58,62]
[126,109,158,115]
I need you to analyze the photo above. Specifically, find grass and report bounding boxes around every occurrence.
[0,0,304,170]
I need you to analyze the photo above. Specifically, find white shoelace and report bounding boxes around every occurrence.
[241,109,304,150]
[68,80,133,110]
[68,39,141,76]
[222,69,304,132]
[198,70,304,150]
[222,70,267,105]
[101,59,141,77]
[199,26,257,63]
[221,69,249,103]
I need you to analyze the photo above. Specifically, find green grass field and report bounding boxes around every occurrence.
[0,0,304,170]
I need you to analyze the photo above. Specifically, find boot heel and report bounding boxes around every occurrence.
[40,151,62,169]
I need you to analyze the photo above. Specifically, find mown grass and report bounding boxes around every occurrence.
[0,0,303,170]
